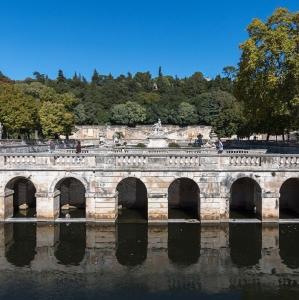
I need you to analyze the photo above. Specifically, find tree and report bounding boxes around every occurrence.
[175,102,198,126]
[110,101,147,126]
[39,101,74,138]
[0,83,38,137]
[222,66,237,80]
[235,8,299,138]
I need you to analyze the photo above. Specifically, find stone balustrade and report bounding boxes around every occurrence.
[0,149,299,171]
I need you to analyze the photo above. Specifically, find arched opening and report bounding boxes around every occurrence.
[230,177,262,219]
[116,223,148,266]
[229,223,261,267]
[168,223,200,266]
[5,223,36,267]
[168,178,199,220]
[5,177,36,218]
[55,223,86,265]
[116,177,148,222]
[279,178,299,219]
[55,177,86,218]
[279,224,299,269]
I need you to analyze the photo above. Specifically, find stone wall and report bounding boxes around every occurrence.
[69,124,212,141]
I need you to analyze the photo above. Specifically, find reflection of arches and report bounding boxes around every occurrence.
[116,223,148,266]
[55,223,86,266]
[229,223,261,267]
[279,178,299,218]
[116,177,148,221]
[5,223,36,267]
[230,177,262,219]
[55,177,86,218]
[168,224,200,266]
[5,177,36,218]
[279,224,299,269]
[168,178,199,220]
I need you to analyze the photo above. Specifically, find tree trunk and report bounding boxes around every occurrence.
[266,133,270,141]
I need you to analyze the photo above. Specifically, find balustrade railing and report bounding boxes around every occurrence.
[1,150,299,171]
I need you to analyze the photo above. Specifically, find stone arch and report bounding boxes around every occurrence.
[116,177,148,221]
[230,177,262,219]
[49,174,88,194]
[279,178,299,219]
[5,176,37,218]
[168,177,200,220]
[54,177,86,218]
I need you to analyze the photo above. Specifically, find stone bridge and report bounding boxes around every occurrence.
[0,148,299,222]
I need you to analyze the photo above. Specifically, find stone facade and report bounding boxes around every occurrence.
[69,124,212,142]
[0,149,299,222]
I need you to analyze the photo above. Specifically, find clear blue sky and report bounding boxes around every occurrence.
[0,0,298,80]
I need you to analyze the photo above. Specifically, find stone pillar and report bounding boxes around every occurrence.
[200,194,228,222]
[261,192,279,222]
[0,189,14,220]
[86,192,96,221]
[148,193,168,223]
[260,224,280,273]
[94,193,117,222]
[36,191,59,221]
[37,223,57,247]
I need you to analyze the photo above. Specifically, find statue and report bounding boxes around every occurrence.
[152,119,163,136]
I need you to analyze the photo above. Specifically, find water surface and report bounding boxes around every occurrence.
[0,222,299,300]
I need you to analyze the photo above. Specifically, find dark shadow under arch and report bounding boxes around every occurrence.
[229,223,262,267]
[168,223,200,266]
[116,223,148,267]
[230,177,262,219]
[55,223,86,266]
[279,178,299,219]
[168,178,200,220]
[5,223,36,267]
[55,177,86,218]
[5,177,36,218]
[117,177,148,222]
[279,224,299,269]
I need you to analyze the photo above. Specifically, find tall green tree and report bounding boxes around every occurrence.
[235,8,299,138]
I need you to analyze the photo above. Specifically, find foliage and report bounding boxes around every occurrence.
[136,143,146,148]
[0,83,38,136]
[235,8,299,137]
[110,101,147,126]
[168,142,180,148]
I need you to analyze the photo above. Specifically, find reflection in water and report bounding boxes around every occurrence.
[5,223,36,267]
[1,223,299,299]
[229,223,261,267]
[280,224,299,269]
[116,223,148,266]
[55,223,86,266]
[168,224,200,266]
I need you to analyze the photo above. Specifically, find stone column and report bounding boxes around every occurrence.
[148,193,168,223]
[86,192,96,221]
[200,193,228,222]
[36,191,59,221]
[0,189,14,220]
[261,192,279,222]
[260,224,280,273]
[94,193,117,222]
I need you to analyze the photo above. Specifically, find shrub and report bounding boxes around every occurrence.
[136,143,146,148]
[168,142,180,148]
